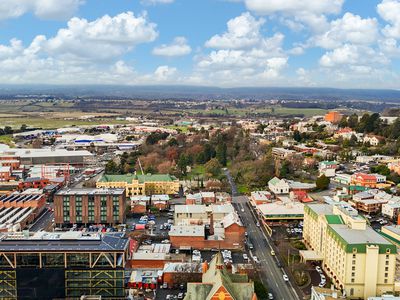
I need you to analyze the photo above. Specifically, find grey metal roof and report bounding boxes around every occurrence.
[0,232,128,252]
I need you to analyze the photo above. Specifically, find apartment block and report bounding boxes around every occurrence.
[54,188,126,225]
[303,203,397,299]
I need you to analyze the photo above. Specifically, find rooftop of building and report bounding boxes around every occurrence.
[0,231,128,252]
[56,188,125,196]
[98,173,178,183]
[169,225,205,237]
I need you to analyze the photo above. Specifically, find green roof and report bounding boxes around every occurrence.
[268,177,281,186]
[321,161,338,165]
[99,173,178,183]
[325,215,344,225]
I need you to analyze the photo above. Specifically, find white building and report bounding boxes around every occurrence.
[268,177,290,194]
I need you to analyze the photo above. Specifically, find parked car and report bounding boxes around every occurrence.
[270,250,275,256]
[162,283,168,289]
[253,256,260,264]
[178,293,184,299]
[268,293,274,300]
[243,253,248,260]
[316,266,322,273]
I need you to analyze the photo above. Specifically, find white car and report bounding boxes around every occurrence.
[283,274,289,281]
[319,282,326,287]
[316,266,322,273]
[253,256,260,264]
[243,253,248,260]
[256,222,260,227]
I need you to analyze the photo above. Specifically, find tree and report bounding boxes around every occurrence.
[20,124,27,132]
[3,126,13,135]
[293,130,302,142]
[167,138,179,147]
[204,158,222,178]
[216,142,227,166]
[105,160,118,174]
[347,114,359,129]
[177,154,189,175]
[316,175,330,190]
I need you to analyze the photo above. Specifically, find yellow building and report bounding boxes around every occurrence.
[96,173,180,196]
[303,203,397,299]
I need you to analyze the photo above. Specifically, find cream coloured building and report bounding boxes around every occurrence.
[303,203,397,299]
[96,173,180,196]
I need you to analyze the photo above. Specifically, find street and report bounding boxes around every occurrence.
[29,209,54,232]
[225,169,299,300]
[233,196,299,300]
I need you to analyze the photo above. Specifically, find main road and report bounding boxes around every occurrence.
[224,169,299,300]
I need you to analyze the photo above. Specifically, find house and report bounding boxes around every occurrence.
[319,161,338,177]
[363,135,385,146]
[268,177,290,194]
[271,147,297,159]
[351,173,378,188]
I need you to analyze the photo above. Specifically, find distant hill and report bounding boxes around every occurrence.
[0,85,400,102]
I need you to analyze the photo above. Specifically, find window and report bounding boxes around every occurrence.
[351,278,354,283]
[386,254,390,259]
[352,266,355,271]
[385,273,388,277]
[351,272,355,277]
[352,254,356,259]
[385,267,389,271]
[384,279,388,284]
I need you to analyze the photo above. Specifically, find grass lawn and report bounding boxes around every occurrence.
[165,125,189,133]
[0,135,14,147]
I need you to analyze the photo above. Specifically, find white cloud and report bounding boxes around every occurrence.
[378,0,400,39]
[0,0,84,20]
[319,44,389,68]
[45,12,158,61]
[311,13,378,49]
[244,0,344,32]
[152,37,191,57]
[154,65,177,81]
[205,12,265,49]
[141,0,174,5]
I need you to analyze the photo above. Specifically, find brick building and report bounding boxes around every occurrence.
[54,188,125,225]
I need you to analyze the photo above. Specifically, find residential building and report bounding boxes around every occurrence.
[268,177,290,194]
[54,188,126,225]
[184,252,257,300]
[364,135,385,146]
[272,147,297,159]
[325,111,343,124]
[303,203,397,299]
[0,166,11,182]
[96,173,179,196]
[151,194,170,210]
[0,231,129,299]
[319,161,338,177]
[351,173,379,188]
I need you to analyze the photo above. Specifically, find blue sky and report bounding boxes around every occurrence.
[0,0,399,88]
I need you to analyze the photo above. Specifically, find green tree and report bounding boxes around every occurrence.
[105,160,118,174]
[216,142,227,166]
[293,130,302,142]
[316,175,330,190]
[347,114,359,129]
[20,124,27,131]
[177,154,189,175]
[204,158,222,178]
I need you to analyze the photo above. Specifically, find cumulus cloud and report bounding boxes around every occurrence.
[310,13,378,49]
[378,0,400,39]
[205,12,265,49]
[0,0,84,20]
[152,37,191,57]
[197,12,288,86]
[319,44,389,68]
[244,0,344,32]
[45,12,158,61]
